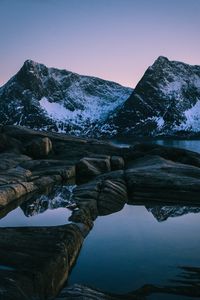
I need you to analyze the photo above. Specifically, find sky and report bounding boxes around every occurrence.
[0,0,200,88]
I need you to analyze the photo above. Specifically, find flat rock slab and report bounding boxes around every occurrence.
[0,224,84,300]
[126,155,200,203]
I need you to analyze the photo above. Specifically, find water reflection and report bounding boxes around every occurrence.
[111,138,200,153]
[21,185,76,217]
[146,205,200,222]
[69,204,200,298]
[0,185,76,227]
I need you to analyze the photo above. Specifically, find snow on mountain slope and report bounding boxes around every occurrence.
[0,60,133,135]
[107,56,200,137]
[1,57,200,138]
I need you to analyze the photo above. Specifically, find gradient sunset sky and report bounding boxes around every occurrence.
[0,0,199,88]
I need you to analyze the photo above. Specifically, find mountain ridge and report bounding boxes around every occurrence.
[0,56,200,137]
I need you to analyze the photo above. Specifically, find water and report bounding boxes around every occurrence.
[111,138,200,153]
[0,185,76,227]
[68,204,200,296]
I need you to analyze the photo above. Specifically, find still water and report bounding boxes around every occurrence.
[68,204,200,296]
[0,185,75,227]
[111,138,200,153]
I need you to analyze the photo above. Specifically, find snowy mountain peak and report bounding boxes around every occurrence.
[0,56,200,137]
[154,55,169,64]
[107,56,200,137]
[0,60,133,135]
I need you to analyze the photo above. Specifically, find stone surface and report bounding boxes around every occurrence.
[111,155,125,171]
[0,224,83,300]
[125,155,200,203]
[98,178,127,215]
[25,136,52,158]
[76,156,111,184]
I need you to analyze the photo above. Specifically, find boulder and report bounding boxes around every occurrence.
[0,224,83,300]
[125,155,200,203]
[76,156,111,184]
[25,137,52,158]
[111,156,124,171]
[72,181,101,220]
[98,178,127,215]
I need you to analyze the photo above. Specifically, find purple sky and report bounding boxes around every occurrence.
[0,0,199,88]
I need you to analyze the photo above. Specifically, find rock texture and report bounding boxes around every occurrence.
[0,224,83,300]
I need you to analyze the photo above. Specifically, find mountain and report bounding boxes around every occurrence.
[0,60,133,136]
[107,56,200,137]
[1,57,200,138]
[147,205,200,222]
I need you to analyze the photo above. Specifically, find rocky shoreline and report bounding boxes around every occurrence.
[0,125,200,299]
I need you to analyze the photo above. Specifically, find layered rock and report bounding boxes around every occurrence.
[0,224,83,300]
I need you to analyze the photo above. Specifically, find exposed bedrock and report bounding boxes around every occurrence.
[0,224,84,300]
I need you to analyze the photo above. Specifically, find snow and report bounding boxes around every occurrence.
[154,116,165,129]
[175,100,200,132]
[40,98,70,121]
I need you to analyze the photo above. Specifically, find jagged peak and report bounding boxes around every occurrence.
[22,59,46,70]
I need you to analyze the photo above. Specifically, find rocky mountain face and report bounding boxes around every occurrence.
[0,60,132,136]
[107,56,200,137]
[0,56,200,137]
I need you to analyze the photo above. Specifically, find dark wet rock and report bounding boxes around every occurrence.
[0,133,22,153]
[0,224,84,300]
[76,156,111,184]
[25,136,52,158]
[0,152,31,171]
[98,178,127,215]
[111,155,125,171]
[69,207,94,230]
[72,181,100,220]
[133,143,200,168]
[126,155,200,203]
[0,181,37,208]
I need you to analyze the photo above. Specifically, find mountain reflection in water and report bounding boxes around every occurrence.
[0,185,77,227]
[68,204,200,299]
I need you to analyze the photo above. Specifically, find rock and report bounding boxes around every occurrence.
[111,156,124,171]
[69,207,94,230]
[98,178,127,215]
[0,152,31,171]
[0,224,84,300]
[133,143,200,168]
[0,182,37,208]
[25,137,52,158]
[125,155,200,203]
[0,133,22,153]
[76,156,111,184]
